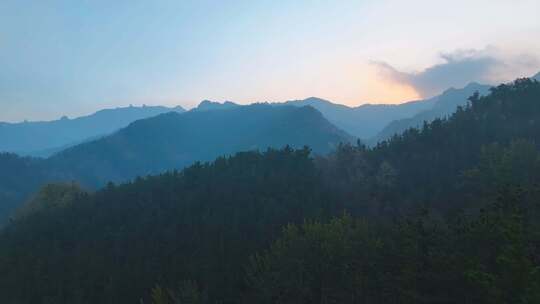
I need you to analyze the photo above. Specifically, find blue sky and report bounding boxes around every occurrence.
[1,0,540,122]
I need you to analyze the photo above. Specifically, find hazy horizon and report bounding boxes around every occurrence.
[3,3,540,302]
[2,0,540,122]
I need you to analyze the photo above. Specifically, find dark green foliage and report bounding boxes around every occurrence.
[374,82,491,143]
[367,78,540,212]
[0,104,351,224]
[245,215,385,304]
[49,104,352,186]
[15,182,87,219]
[145,281,204,304]
[0,78,540,303]
[0,153,50,224]
[0,147,332,303]
[246,189,540,304]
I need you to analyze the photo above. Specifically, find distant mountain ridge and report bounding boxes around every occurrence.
[0,105,185,157]
[0,104,351,223]
[280,97,436,139]
[193,100,239,111]
[196,87,480,140]
[2,78,540,303]
[47,104,352,186]
[191,97,437,139]
[3,73,538,158]
[372,82,492,143]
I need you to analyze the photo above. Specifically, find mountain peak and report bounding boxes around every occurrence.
[48,103,352,186]
[465,81,482,88]
[195,100,239,111]
[440,81,487,95]
[304,96,330,103]
[533,71,540,80]
[198,99,214,106]
[287,97,334,105]
[0,105,186,157]
[172,105,186,111]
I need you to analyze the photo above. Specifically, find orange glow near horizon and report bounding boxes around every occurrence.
[360,64,423,104]
[330,64,423,107]
[363,81,422,105]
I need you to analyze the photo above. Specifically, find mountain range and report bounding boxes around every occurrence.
[193,82,495,141]
[4,73,538,159]
[0,104,351,223]
[0,73,538,224]
[0,105,185,157]
[199,72,538,143]
[0,81,508,158]
[372,82,491,143]
[279,97,436,139]
[48,104,352,186]
[2,77,540,303]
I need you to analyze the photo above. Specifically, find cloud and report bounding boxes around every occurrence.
[372,46,540,97]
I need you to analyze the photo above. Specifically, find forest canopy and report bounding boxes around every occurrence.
[0,78,540,303]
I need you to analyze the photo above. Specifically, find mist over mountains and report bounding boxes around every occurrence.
[2,0,540,301]
[199,82,492,141]
[0,105,185,157]
[373,82,491,142]
[193,100,240,112]
[1,76,523,161]
[0,74,537,227]
[48,104,352,186]
[0,104,351,223]
[2,77,540,303]
[279,97,434,139]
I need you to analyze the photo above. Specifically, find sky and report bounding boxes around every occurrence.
[1,0,540,122]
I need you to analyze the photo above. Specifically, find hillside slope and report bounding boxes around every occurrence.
[0,105,185,156]
[0,78,539,303]
[373,82,491,143]
[48,104,351,186]
[281,97,436,139]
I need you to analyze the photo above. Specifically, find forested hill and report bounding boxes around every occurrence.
[0,153,49,226]
[192,100,240,111]
[280,96,435,139]
[0,105,185,157]
[203,82,493,140]
[1,78,539,303]
[0,104,351,225]
[372,81,491,143]
[47,104,352,186]
[373,71,539,144]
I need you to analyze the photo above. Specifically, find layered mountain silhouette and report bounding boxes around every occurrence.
[48,104,351,186]
[1,74,538,225]
[0,81,508,159]
[371,73,539,143]
[192,97,435,139]
[2,78,540,303]
[278,97,435,139]
[0,105,185,157]
[372,82,491,143]
[199,84,492,140]
[0,104,351,223]
[3,73,538,159]
[193,100,239,111]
